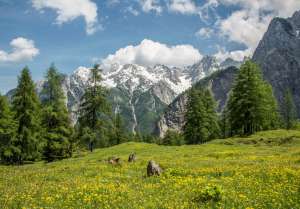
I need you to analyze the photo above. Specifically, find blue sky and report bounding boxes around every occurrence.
[0,0,299,93]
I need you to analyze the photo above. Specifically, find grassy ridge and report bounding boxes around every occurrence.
[1,130,300,208]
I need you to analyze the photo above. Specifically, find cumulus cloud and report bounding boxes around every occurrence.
[214,46,251,62]
[139,0,163,14]
[218,0,300,50]
[31,0,99,35]
[0,37,39,63]
[168,0,197,15]
[101,39,202,69]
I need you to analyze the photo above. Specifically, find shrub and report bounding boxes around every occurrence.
[194,185,223,203]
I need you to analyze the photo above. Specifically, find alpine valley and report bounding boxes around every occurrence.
[38,56,240,135]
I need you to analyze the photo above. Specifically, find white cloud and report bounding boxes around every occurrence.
[0,37,39,63]
[195,27,214,38]
[139,0,163,14]
[31,0,99,35]
[219,10,272,49]
[101,39,202,69]
[125,6,140,16]
[215,0,300,50]
[168,0,197,15]
[214,46,251,62]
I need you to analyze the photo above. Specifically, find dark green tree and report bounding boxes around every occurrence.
[0,95,19,164]
[12,67,43,163]
[184,88,220,144]
[41,64,74,161]
[162,130,185,146]
[226,61,280,135]
[78,64,109,151]
[282,89,297,130]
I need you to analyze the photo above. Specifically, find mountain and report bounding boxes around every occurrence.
[252,10,300,116]
[38,56,222,134]
[156,10,300,137]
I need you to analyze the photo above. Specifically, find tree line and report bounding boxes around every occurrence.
[0,60,298,163]
[0,64,133,164]
[163,60,298,145]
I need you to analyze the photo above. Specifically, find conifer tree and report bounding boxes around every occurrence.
[184,88,220,144]
[282,89,297,130]
[78,64,109,151]
[41,64,73,161]
[226,61,280,135]
[12,67,43,163]
[0,95,19,164]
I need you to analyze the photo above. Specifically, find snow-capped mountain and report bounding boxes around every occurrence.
[60,55,226,133]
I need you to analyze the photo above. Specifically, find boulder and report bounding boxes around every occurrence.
[128,153,136,162]
[147,160,162,177]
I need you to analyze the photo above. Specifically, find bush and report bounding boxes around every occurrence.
[194,185,223,203]
[162,130,185,146]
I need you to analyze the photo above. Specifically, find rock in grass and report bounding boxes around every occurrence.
[128,153,136,162]
[108,156,121,165]
[147,160,162,177]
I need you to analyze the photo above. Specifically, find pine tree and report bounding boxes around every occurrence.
[12,67,43,163]
[0,95,19,164]
[184,88,220,144]
[226,61,280,135]
[78,64,109,151]
[282,89,297,130]
[41,64,74,161]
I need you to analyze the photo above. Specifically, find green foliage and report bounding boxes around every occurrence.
[282,89,297,130]
[11,67,43,163]
[78,64,110,151]
[184,88,220,144]
[162,130,185,146]
[41,65,74,162]
[226,61,280,136]
[194,185,223,203]
[0,95,19,164]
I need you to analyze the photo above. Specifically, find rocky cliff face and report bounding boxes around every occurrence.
[252,11,300,116]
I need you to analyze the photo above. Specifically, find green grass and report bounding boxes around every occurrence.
[1,130,300,209]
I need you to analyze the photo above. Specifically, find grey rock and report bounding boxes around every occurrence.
[147,160,162,177]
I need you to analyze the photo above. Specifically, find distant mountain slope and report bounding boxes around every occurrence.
[252,10,300,116]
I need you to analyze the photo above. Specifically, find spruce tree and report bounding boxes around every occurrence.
[0,95,19,164]
[41,64,73,161]
[184,88,220,144]
[78,64,109,151]
[282,89,297,130]
[226,61,280,135]
[12,67,43,163]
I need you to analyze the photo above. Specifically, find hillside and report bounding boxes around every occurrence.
[1,130,300,209]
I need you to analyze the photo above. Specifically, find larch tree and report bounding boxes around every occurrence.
[282,89,297,130]
[12,67,43,163]
[226,61,280,136]
[41,64,74,161]
[78,64,109,151]
[184,88,220,144]
[0,95,18,164]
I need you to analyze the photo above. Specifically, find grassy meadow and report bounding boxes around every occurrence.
[1,130,300,209]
